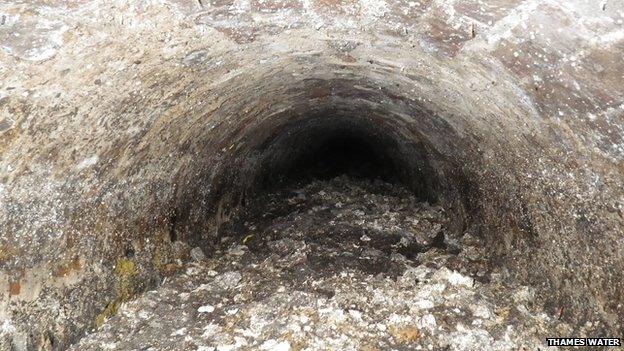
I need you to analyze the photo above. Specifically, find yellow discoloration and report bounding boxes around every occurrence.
[242,234,255,244]
[389,325,421,343]
[95,257,140,328]
[0,244,16,262]
[115,258,137,277]
[95,300,122,328]
[115,258,138,301]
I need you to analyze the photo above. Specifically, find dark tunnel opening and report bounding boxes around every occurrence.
[276,131,399,184]
[180,108,479,261]
[206,112,472,264]
[240,114,446,207]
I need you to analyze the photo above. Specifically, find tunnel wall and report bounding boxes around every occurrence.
[1,0,623,349]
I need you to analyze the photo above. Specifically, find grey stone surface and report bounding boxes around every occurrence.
[0,0,622,349]
[70,177,572,351]
[190,247,207,262]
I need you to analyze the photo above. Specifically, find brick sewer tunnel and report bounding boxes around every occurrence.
[0,0,623,350]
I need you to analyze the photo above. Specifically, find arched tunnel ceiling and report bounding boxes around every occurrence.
[0,0,623,349]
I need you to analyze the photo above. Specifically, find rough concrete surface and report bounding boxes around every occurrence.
[0,0,623,350]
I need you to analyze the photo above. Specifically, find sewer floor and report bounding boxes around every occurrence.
[71,176,571,350]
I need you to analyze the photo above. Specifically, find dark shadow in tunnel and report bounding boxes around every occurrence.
[244,115,442,205]
[282,130,399,184]
[199,112,472,258]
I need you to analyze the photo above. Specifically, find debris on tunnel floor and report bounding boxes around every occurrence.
[71,176,572,351]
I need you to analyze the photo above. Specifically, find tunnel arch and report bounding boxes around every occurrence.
[1,1,623,349]
[165,68,505,250]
